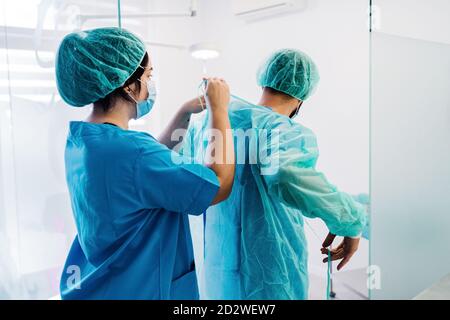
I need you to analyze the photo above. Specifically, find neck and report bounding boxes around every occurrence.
[87,101,133,130]
[258,89,299,117]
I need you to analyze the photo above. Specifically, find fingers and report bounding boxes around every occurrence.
[203,77,230,111]
[322,248,345,263]
[202,77,227,84]
[337,253,355,271]
[320,246,343,255]
[203,78,228,98]
[322,232,336,248]
[321,237,360,270]
[336,237,359,270]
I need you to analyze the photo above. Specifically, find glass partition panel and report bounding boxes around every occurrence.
[370,0,450,299]
[0,0,148,299]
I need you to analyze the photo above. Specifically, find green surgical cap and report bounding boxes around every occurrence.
[55,27,146,107]
[256,48,320,101]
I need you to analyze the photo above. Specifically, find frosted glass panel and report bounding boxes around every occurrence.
[0,0,149,299]
[370,32,450,299]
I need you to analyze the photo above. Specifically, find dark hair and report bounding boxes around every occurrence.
[264,86,292,101]
[94,52,149,112]
[264,87,301,118]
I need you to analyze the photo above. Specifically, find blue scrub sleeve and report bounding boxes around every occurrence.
[134,138,220,215]
[260,122,367,238]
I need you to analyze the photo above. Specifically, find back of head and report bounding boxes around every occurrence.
[256,48,320,101]
[55,27,146,107]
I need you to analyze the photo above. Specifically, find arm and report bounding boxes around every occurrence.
[260,122,366,236]
[158,97,205,149]
[158,78,234,205]
[269,165,367,237]
[261,123,367,269]
[203,78,235,205]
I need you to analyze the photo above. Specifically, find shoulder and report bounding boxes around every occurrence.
[95,129,163,162]
[125,130,160,151]
[261,113,316,141]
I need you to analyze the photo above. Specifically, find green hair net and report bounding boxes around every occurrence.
[55,27,146,107]
[256,48,320,101]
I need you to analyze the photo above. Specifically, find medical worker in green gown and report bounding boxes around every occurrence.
[181,49,368,300]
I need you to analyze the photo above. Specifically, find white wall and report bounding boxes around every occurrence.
[372,0,450,45]
[152,0,369,193]
[150,0,370,297]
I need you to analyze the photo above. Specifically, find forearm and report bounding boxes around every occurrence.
[158,106,192,149]
[272,166,367,237]
[207,109,235,204]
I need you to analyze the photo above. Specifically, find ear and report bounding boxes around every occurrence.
[123,86,134,95]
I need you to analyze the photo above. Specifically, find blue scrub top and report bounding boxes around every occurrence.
[60,121,219,300]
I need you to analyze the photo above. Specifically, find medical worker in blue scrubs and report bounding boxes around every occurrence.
[55,27,235,299]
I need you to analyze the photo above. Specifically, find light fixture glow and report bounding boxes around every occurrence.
[189,43,220,60]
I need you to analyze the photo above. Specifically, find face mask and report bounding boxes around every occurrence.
[128,79,157,119]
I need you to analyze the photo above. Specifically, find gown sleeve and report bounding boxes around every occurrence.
[260,121,367,237]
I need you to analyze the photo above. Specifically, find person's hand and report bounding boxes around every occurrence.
[321,232,360,271]
[204,77,230,112]
[181,96,207,115]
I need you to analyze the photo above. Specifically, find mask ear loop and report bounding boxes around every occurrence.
[123,87,138,119]
[124,65,149,114]
[128,68,150,103]
[137,78,151,100]
[125,85,139,104]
